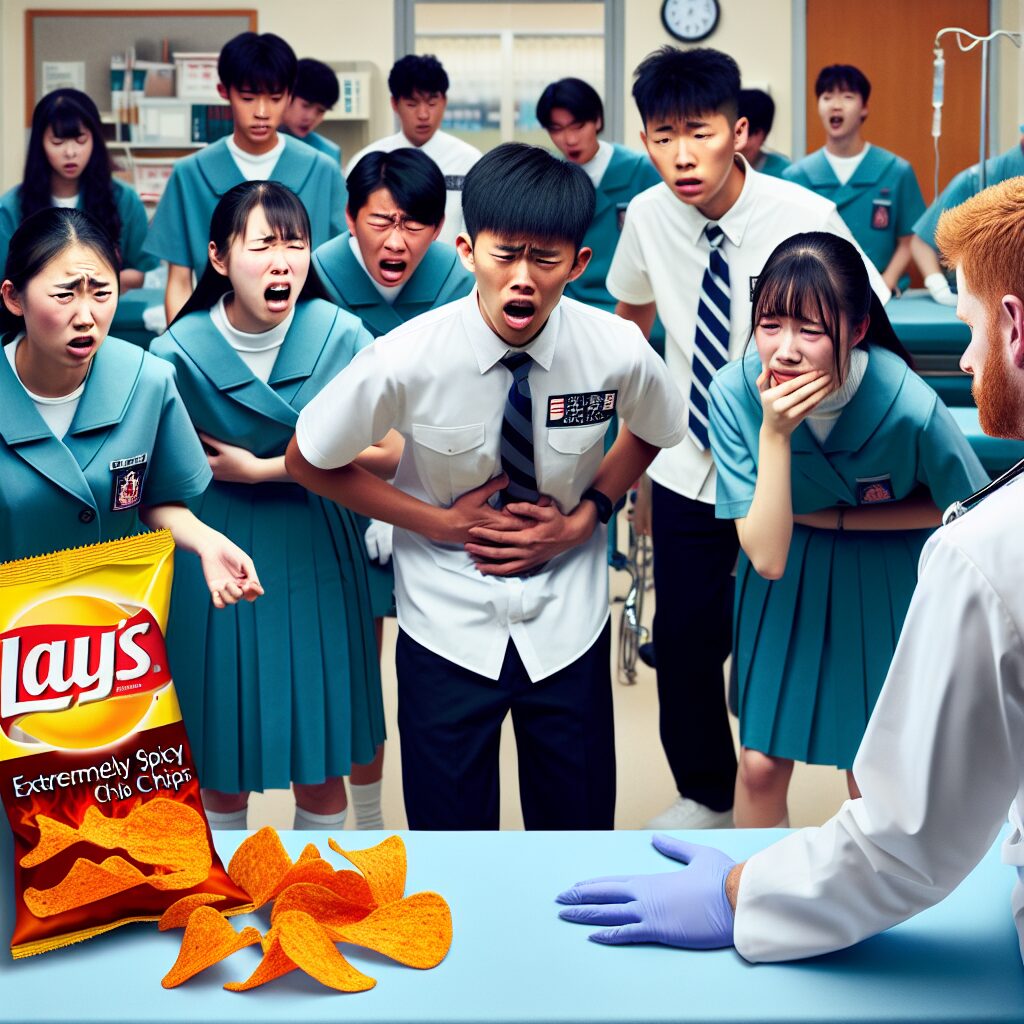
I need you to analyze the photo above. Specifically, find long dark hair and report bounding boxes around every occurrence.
[0,207,121,335]
[750,232,913,382]
[171,180,329,325]
[20,90,122,252]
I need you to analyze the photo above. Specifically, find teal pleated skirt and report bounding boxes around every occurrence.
[734,523,931,769]
[167,480,385,793]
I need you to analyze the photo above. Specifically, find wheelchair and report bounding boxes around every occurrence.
[610,490,653,685]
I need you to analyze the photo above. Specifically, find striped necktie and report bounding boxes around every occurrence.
[499,351,540,506]
[689,222,731,451]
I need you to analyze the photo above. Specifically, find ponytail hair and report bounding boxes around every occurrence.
[750,232,913,379]
[171,180,329,325]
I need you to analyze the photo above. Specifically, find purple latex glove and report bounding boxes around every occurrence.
[555,834,737,949]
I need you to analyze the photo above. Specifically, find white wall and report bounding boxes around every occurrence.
[623,0,794,154]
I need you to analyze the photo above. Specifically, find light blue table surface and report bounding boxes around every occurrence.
[2,827,1022,1024]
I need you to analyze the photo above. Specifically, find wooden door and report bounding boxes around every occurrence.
[806,0,989,208]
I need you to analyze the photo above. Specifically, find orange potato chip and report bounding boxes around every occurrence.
[321,869,375,907]
[334,892,453,969]
[328,835,406,905]
[161,906,262,989]
[224,929,296,991]
[227,827,293,908]
[297,843,320,863]
[274,910,377,992]
[24,855,145,918]
[271,882,373,933]
[158,893,228,930]
[117,800,212,875]
[268,857,335,902]
[19,815,83,869]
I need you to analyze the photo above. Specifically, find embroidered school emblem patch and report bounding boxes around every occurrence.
[871,198,891,231]
[856,474,895,504]
[110,454,148,511]
[547,391,617,426]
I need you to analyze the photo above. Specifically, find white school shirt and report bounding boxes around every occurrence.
[226,135,285,181]
[580,140,614,187]
[4,335,84,439]
[345,129,482,247]
[209,294,293,383]
[734,472,1024,963]
[607,157,890,503]
[822,142,871,186]
[296,292,686,681]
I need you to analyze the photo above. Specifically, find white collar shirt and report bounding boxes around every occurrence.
[344,129,482,248]
[296,292,685,681]
[607,158,889,502]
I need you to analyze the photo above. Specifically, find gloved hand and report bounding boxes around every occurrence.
[364,520,394,565]
[924,272,958,307]
[555,834,737,949]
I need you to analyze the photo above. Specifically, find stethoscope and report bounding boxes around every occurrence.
[942,457,1024,524]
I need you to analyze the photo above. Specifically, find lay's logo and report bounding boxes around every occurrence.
[0,607,168,727]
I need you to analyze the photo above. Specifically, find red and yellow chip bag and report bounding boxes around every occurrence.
[0,532,251,958]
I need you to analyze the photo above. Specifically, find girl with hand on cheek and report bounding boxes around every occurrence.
[0,206,261,604]
[708,232,987,828]
[151,181,391,832]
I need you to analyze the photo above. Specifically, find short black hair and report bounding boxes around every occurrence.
[536,78,604,130]
[738,88,775,136]
[632,46,740,127]
[462,142,595,251]
[217,32,297,94]
[347,148,446,226]
[293,58,339,108]
[388,54,449,99]
[815,64,871,103]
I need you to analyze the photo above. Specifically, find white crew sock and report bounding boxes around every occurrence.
[350,780,384,829]
[204,807,248,830]
[293,805,348,831]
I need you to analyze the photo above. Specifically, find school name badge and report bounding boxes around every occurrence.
[856,474,896,504]
[110,453,148,512]
[547,390,617,427]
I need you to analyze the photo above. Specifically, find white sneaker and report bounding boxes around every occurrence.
[646,796,733,830]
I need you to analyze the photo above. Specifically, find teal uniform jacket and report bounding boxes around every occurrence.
[566,144,661,314]
[282,127,341,165]
[709,347,987,769]
[150,298,384,792]
[913,143,1024,247]
[783,146,925,279]
[144,135,347,277]
[0,335,211,562]
[754,150,791,178]
[311,232,474,616]
[0,179,158,276]
[312,232,474,337]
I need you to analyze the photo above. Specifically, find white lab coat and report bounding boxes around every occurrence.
[733,472,1024,963]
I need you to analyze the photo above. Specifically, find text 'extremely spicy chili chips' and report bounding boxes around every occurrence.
[0,532,251,958]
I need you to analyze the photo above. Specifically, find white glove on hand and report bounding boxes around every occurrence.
[364,520,394,565]
[925,272,958,307]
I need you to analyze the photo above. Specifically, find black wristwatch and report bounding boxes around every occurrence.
[581,487,614,524]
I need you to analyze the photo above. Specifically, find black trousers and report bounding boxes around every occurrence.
[651,482,739,812]
[396,623,615,830]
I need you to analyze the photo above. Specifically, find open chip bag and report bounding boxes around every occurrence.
[0,531,251,958]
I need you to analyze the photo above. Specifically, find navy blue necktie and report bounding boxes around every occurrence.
[689,222,731,450]
[499,351,540,506]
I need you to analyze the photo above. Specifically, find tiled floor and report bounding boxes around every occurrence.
[248,537,851,832]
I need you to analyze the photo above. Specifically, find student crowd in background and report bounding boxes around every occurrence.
[0,28,997,836]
